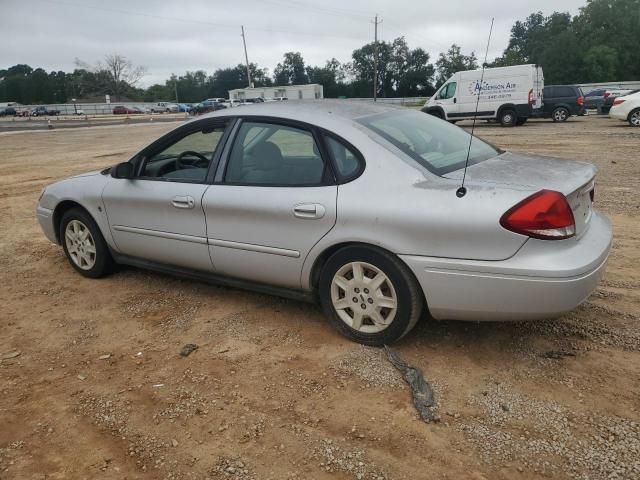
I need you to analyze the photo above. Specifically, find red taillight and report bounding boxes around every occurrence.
[528,88,534,105]
[613,98,625,106]
[577,95,584,106]
[500,190,576,240]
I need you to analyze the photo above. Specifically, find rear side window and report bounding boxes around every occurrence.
[225,121,326,186]
[556,86,575,97]
[324,136,361,180]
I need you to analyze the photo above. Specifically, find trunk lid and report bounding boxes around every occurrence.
[445,152,597,237]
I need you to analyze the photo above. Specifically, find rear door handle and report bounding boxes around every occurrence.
[293,203,326,219]
[172,195,195,209]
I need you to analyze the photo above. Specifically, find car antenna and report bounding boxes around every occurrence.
[456,17,494,199]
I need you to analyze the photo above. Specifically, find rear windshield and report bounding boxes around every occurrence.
[358,110,500,176]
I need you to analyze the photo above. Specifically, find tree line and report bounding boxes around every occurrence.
[1,0,637,105]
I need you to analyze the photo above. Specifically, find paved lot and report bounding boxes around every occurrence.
[0,115,638,479]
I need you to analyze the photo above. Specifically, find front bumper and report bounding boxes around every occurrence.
[401,211,612,321]
[36,205,57,244]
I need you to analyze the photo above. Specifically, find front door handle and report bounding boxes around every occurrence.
[293,203,326,219]
[172,195,195,209]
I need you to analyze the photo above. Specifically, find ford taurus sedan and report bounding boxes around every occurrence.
[36,101,612,345]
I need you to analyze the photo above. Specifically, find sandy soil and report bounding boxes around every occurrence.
[1,115,639,480]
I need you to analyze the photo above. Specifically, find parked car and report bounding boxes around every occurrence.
[112,106,140,115]
[190,101,226,115]
[583,89,607,110]
[535,85,585,122]
[423,64,544,126]
[31,106,60,116]
[177,103,192,112]
[609,91,640,127]
[205,98,226,103]
[0,107,17,116]
[133,106,150,114]
[601,89,638,114]
[149,102,173,113]
[36,102,611,345]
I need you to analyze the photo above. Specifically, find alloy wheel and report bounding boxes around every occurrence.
[64,219,97,270]
[630,111,640,127]
[330,261,398,333]
[554,109,568,121]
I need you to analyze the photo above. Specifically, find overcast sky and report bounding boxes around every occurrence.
[2,0,586,86]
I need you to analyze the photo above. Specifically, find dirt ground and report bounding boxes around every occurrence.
[1,115,638,480]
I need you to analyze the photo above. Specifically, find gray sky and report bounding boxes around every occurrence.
[2,0,586,86]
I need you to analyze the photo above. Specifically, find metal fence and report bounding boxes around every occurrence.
[5,97,430,116]
[6,102,181,116]
[344,97,429,105]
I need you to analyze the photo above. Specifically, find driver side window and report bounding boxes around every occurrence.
[438,82,457,100]
[139,126,226,183]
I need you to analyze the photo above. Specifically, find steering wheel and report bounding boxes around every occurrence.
[176,150,209,170]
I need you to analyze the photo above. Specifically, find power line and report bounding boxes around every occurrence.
[34,0,368,41]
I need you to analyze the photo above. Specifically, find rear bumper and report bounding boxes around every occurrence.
[609,108,627,121]
[36,205,57,244]
[401,211,612,321]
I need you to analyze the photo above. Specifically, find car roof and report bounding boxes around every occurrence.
[200,99,403,124]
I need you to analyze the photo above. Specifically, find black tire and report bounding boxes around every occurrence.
[60,208,114,278]
[628,108,640,127]
[318,245,423,346]
[516,117,527,126]
[427,110,444,119]
[499,109,517,127]
[552,107,569,122]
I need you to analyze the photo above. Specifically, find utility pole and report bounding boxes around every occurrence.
[241,25,253,88]
[174,79,179,103]
[372,14,382,102]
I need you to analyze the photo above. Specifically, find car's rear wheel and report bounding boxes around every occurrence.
[552,107,569,122]
[319,246,423,345]
[628,109,640,127]
[61,208,114,278]
[499,109,517,127]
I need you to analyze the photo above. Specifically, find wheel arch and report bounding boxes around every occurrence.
[52,200,93,244]
[307,241,429,312]
[496,103,517,118]
[627,107,640,124]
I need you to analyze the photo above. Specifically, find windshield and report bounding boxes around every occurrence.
[358,110,501,176]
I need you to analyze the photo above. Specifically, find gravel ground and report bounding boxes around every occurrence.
[1,114,639,479]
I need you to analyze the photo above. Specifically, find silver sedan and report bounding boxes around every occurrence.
[36,101,612,345]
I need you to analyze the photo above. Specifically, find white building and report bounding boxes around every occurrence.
[229,84,323,101]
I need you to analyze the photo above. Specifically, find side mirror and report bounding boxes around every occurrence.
[110,162,134,179]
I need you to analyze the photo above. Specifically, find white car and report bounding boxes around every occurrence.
[609,91,640,126]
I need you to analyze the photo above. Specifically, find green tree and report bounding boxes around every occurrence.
[274,52,308,86]
[435,44,478,86]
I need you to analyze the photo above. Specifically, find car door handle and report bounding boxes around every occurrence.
[293,203,325,219]
[172,195,195,209]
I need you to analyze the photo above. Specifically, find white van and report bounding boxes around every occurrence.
[422,64,544,126]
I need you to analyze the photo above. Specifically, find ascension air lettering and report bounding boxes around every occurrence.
[468,80,517,100]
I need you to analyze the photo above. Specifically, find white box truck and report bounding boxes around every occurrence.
[422,64,544,126]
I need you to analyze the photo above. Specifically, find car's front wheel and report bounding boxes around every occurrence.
[60,208,114,278]
[319,246,423,345]
[628,109,640,127]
